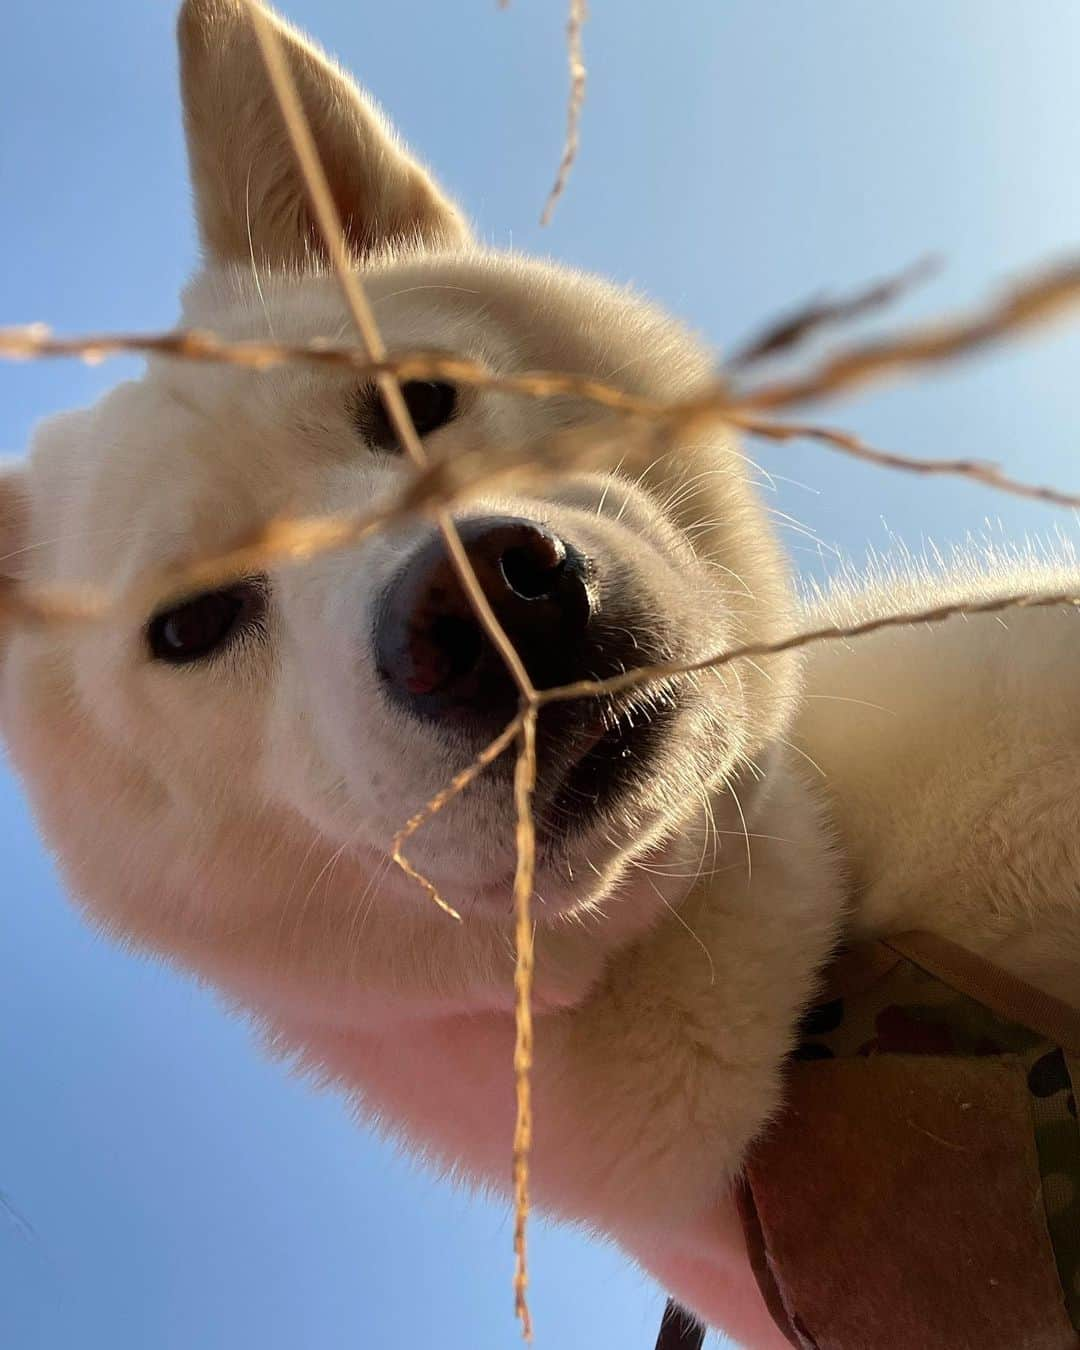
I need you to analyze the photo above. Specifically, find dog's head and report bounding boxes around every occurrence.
[0,0,800,1018]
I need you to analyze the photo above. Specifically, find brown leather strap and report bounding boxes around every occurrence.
[741,1055,1080,1349]
[734,1175,810,1348]
[814,939,901,1005]
[884,930,1080,1054]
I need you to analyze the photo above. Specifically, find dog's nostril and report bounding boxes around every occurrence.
[500,537,566,600]
[397,614,483,697]
[430,615,483,683]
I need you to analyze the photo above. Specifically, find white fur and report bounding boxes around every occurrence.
[1,5,1076,1345]
[798,536,1080,1004]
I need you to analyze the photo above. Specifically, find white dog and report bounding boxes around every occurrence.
[2,4,1077,1345]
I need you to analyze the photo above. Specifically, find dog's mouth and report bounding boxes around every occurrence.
[403,696,682,916]
[535,696,678,843]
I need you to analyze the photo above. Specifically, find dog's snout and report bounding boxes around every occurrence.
[375,517,593,722]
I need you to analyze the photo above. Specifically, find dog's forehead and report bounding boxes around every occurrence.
[26,251,714,596]
[182,250,714,394]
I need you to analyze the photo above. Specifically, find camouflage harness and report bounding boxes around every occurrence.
[656,932,1080,1350]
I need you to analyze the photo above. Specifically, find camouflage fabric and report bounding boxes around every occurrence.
[794,949,1080,1332]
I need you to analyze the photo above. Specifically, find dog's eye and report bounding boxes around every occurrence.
[146,581,266,665]
[353,380,458,452]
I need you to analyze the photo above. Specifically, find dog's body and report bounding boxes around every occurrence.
[2,4,1078,1345]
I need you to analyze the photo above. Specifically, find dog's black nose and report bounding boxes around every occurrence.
[375,517,593,724]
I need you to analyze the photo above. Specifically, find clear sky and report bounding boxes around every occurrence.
[3,4,1080,1349]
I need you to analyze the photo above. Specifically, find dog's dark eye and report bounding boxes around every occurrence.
[353,380,458,452]
[146,581,266,665]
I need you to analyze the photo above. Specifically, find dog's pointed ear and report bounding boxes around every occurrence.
[177,0,471,269]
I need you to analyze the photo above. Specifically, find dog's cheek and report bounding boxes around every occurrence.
[0,638,196,944]
[260,669,359,841]
[268,556,458,848]
[259,603,402,849]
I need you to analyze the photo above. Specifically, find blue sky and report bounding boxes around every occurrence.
[3,4,1080,1348]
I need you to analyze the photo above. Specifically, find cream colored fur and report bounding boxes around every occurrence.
[798,539,1080,1006]
[1,4,1076,1346]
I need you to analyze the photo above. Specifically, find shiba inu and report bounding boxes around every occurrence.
[2,4,1077,1345]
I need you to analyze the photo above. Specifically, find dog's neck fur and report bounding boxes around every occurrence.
[209,759,842,1350]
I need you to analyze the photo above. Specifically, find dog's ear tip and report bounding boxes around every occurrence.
[177,0,259,51]
[177,0,217,33]
[177,0,222,65]
[177,0,243,25]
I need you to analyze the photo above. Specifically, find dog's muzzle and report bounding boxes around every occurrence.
[373,514,677,835]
